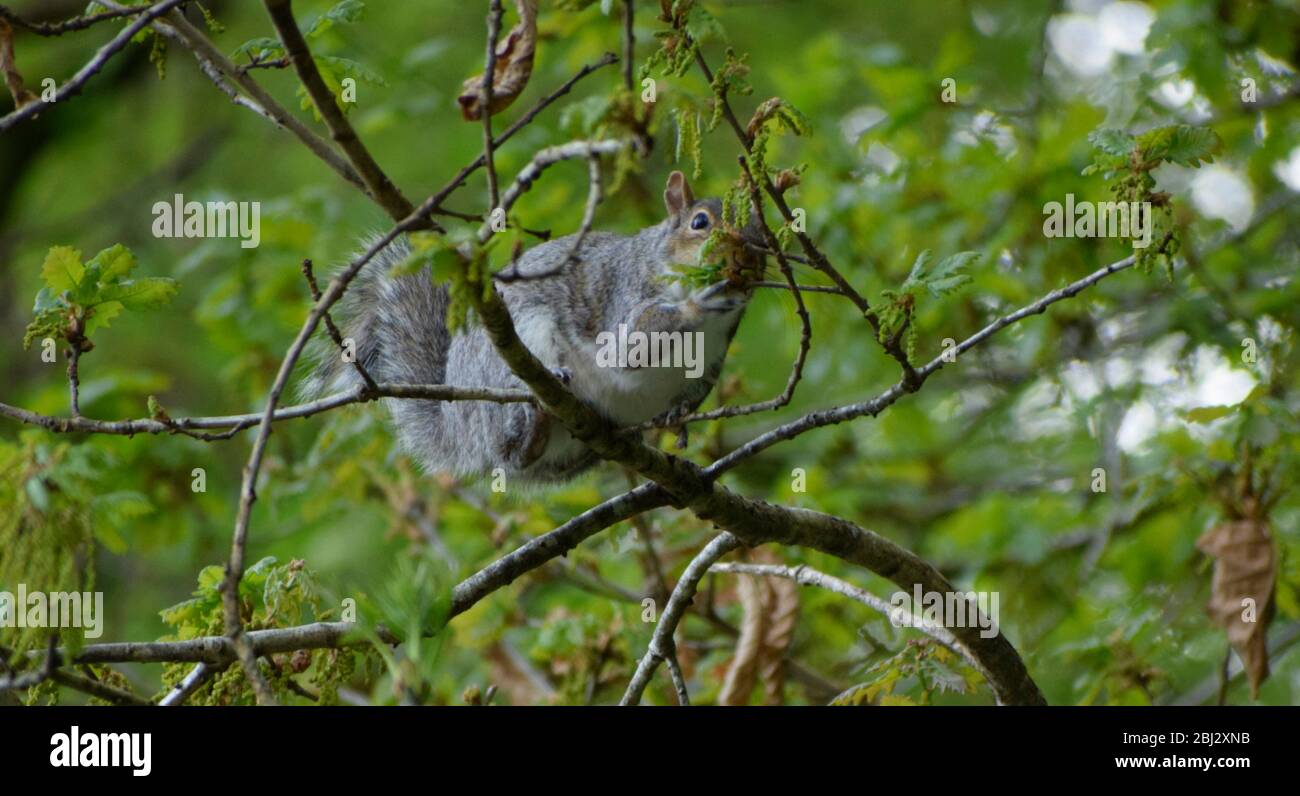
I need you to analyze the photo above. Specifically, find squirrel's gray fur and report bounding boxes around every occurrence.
[301,172,763,483]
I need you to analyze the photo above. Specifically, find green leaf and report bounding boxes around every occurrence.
[87,244,137,282]
[41,246,84,293]
[1088,128,1136,157]
[684,4,725,44]
[560,94,615,137]
[1137,124,1222,167]
[428,246,462,284]
[1184,405,1236,423]
[231,37,284,62]
[84,301,124,336]
[98,277,178,310]
[902,250,978,296]
[923,251,979,297]
[307,0,366,38]
[904,249,934,284]
[315,55,387,87]
[240,556,280,600]
[159,597,205,627]
[32,287,59,314]
[195,565,226,598]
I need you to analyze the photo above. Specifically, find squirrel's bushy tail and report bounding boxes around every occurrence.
[300,235,451,399]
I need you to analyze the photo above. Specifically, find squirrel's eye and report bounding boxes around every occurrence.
[690,211,711,231]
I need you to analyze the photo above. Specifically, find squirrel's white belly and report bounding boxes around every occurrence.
[514,305,735,440]
[579,312,736,426]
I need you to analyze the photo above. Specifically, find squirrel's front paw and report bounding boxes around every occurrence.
[656,401,693,425]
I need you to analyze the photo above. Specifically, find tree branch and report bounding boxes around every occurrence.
[0,0,191,133]
[0,382,531,440]
[261,0,421,225]
[481,0,504,211]
[0,3,150,37]
[621,534,741,704]
[93,0,366,193]
[710,562,986,684]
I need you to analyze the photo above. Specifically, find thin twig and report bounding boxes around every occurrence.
[705,253,1142,474]
[52,485,669,670]
[621,0,635,91]
[51,667,151,706]
[66,346,82,418]
[0,4,152,37]
[496,152,605,283]
[302,258,377,392]
[709,562,987,683]
[749,281,844,295]
[689,45,919,385]
[665,651,691,706]
[159,662,213,706]
[0,0,191,133]
[92,0,366,194]
[0,637,58,693]
[621,534,741,705]
[478,138,626,248]
[0,382,531,440]
[482,0,504,212]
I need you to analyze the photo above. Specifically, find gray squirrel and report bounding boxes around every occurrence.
[302,171,764,483]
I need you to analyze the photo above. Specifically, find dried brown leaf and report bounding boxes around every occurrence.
[1196,518,1276,698]
[1,20,38,110]
[717,571,768,705]
[458,0,537,121]
[759,573,799,705]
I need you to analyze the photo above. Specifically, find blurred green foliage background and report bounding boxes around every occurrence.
[1,0,1298,705]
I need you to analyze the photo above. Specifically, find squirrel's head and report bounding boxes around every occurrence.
[662,171,766,287]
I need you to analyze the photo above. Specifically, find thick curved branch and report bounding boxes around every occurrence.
[45,483,667,673]
[460,141,1048,704]
[261,0,419,224]
[89,0,364,191]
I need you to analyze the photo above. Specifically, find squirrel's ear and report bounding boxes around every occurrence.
[664,170,695,217]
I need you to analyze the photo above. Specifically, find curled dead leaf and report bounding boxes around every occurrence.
[717,569,767,705]
[759,572,799,705]
[458,0,538,121]
[1196,518,1275,698]
[717,549,801,705]
[1,19,39,110]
